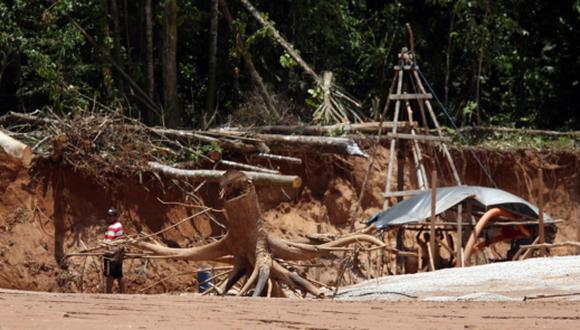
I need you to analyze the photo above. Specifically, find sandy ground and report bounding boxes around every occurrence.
[1,289,580,330]
[2,256,580,330]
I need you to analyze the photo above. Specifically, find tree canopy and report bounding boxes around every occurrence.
[1,0,578,129]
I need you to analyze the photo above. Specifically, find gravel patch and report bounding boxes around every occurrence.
[335,256,580,301]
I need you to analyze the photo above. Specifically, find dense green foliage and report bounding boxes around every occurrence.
[0,0,578,129]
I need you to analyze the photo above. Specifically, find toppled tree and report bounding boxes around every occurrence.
[135,170,385,297]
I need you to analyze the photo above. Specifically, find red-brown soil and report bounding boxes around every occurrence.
[0,145,578,294]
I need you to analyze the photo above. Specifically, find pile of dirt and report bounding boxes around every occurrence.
[0,144,578,294]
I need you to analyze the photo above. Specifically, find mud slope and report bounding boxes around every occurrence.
[0,146,578,293]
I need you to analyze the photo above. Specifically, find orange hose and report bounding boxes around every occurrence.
[463,208,514,266]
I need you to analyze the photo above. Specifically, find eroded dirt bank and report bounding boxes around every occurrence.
[0,145,578,293]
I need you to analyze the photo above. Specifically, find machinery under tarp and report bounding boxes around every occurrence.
[369,186,553,229]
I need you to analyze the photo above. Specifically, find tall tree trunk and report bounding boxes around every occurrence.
[233,63,240,113]
[219,0,278,119]
[100,0,113,98]
[144,0,155,123]
[110,0,125,91]
[444,5,456,110]
[123,0,130,55]
[205,0,219,115]
[162,0,180,127]
[474,46,484,125]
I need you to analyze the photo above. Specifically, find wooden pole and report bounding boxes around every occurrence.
[456,204,463,267]
[376,230,385,278]
[366,251,372,280]
[430,170,438,271]
[411,70,462,185]
[405,101,428,189]
[467,200,475,225]
[395,141,406,274]
[417,240,423,272]
[512,236,540,261]
[538,166,546,257]
[520,236,541,260]
[577,209,580,255]
[383,66,404,209]
[426,240,435,272]
[396,141,406,202]
[315,223,322,281]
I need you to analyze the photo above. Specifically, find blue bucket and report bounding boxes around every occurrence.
[197,266,213,293]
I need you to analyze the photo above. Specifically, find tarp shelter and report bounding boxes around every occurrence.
[368,186,553,229]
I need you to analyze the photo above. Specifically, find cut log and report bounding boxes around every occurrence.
[148,161,301,188]
[0,112,271,154]
[458,126,580,138]
[256,134,368,158]
[218,159,280,174]
[0,111,55,127]
[0,130,33,166]
[0,112,370,157]
[252,153,302,165]
[228,121,414,136]
[148,126,269,153]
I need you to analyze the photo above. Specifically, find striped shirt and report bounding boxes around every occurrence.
[104,221,124,242]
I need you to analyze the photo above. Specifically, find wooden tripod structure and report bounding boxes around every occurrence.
[382,47,462,210]
[375,46,463,275]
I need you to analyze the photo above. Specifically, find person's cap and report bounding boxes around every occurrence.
[107,207,118,217]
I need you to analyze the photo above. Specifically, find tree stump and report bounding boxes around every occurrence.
[135,170,384,297]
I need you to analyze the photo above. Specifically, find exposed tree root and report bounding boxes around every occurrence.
[134,170,384,298]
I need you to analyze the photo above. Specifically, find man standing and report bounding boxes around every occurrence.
[103,207,125,293]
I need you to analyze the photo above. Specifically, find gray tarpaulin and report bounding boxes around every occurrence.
[369,186,553,229]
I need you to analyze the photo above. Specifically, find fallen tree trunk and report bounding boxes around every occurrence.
[0,130,33,166]
[1,112,371,157]
[459,126,580,138]
[252,153,302,164]
[218,159,280,174]
[228,121,415,136]
[237,0,363,125]
[256,134,368,158]
[0,112,270,154]
[238,0,319,82]
[148,126,270,153]
[148,161,301,188]
[355,132,452,144]
[0,111,55,127]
